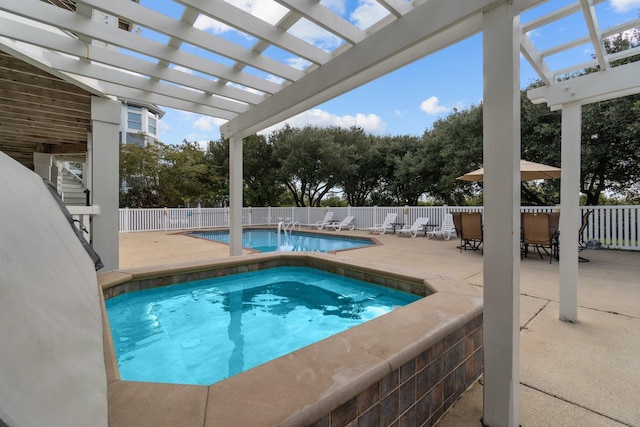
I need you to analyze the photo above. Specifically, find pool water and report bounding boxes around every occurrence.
[190,229,373,252]
[106,266,420,385]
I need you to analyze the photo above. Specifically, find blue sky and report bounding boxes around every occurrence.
[153,0,640,146]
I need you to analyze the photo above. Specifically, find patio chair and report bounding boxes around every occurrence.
[367,212,397,234]
[315,211,334,230]
[331,216,355,231]
[396,217,429,238]
[426,213,456,240]
[459,212,483,252]
[522,212,558,263]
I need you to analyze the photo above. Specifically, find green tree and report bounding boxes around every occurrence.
[159,141,217,207]
[369,135,427,205]
[331,127,384,206]
[206,138,231,206]
[520,85,562,205]
[119,142,165,207]
[581,94,640,205]
[573,31,640,205]
[427,105,484,205]
[270,125,343,207]
[242,134,285,206]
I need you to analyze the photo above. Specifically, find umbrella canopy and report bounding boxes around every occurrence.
[456,159,561,182]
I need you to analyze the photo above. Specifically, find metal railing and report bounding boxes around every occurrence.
[118,205,640,251]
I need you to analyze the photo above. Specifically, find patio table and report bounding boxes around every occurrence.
[390,222,405,233]
[421,223,438,237]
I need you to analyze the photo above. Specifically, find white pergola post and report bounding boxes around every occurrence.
[482,3,521,426]
[90,96,120,271]
[559,102,581,322]
[229,135,243,256]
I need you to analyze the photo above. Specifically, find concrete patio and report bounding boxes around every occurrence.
[119,228,640,426]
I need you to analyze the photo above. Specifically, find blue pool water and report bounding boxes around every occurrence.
[106,266,420,386]
[190,229,373,252]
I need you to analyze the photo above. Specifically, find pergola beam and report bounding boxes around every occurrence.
[579,0,608,71]
[528,60,640,109]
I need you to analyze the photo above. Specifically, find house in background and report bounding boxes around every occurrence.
[119,99,164,148]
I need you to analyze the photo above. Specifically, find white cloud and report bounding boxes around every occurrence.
[172,65,194,75]
[350,0,389,30]
[420,96,449,115]
[288,19,343,51]
[194,15,231,34]
[286,57,312,71]
[258,108,386,135]
[610,0,640,13]
[247,0,289,25]
[194,0,288,35]
[193,116,227,132]
[158,119,171,134]
[320,0,346,15]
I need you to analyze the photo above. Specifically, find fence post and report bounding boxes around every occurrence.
[123,207,129,233]
[163,207,168,231]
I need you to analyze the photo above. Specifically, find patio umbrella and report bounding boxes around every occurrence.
[456,159,561,182]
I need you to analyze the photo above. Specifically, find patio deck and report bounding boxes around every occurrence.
[118,228,640,426]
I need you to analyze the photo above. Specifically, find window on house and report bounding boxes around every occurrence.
[127,106,142,131]
[148,116,157,135]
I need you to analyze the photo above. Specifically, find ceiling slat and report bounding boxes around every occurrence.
[274,0,365,44]
[77,0,305,82]
[2,0,282,94]
[0,17,266,106]
[175,0,331,65]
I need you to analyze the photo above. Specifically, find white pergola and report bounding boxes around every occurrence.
[1,0,639,425]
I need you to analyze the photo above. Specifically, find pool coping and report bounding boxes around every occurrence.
[99,252,483,426]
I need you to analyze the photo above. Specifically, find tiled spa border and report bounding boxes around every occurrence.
[308,315,483,427]
[101,252,432,300]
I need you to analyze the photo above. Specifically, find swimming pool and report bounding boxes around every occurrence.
[106,266,420,385]
[189,228,374,252]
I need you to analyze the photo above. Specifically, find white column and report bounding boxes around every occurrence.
[229,136,243,256]
[33,152,53,181]
[482,3,521,426]
[559,102,581,322]
[90,96,120,271]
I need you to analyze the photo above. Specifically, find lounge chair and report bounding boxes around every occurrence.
[522,212,558,263]
[396,217,429,238]
[427,213,456,240]
[459,212,483,252]
[367,212,398,234]
[331,216,355,231]
[315,211,334,230]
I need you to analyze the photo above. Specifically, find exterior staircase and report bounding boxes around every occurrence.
[61,167,87,206]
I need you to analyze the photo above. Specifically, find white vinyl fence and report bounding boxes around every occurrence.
[118,205,640,251]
